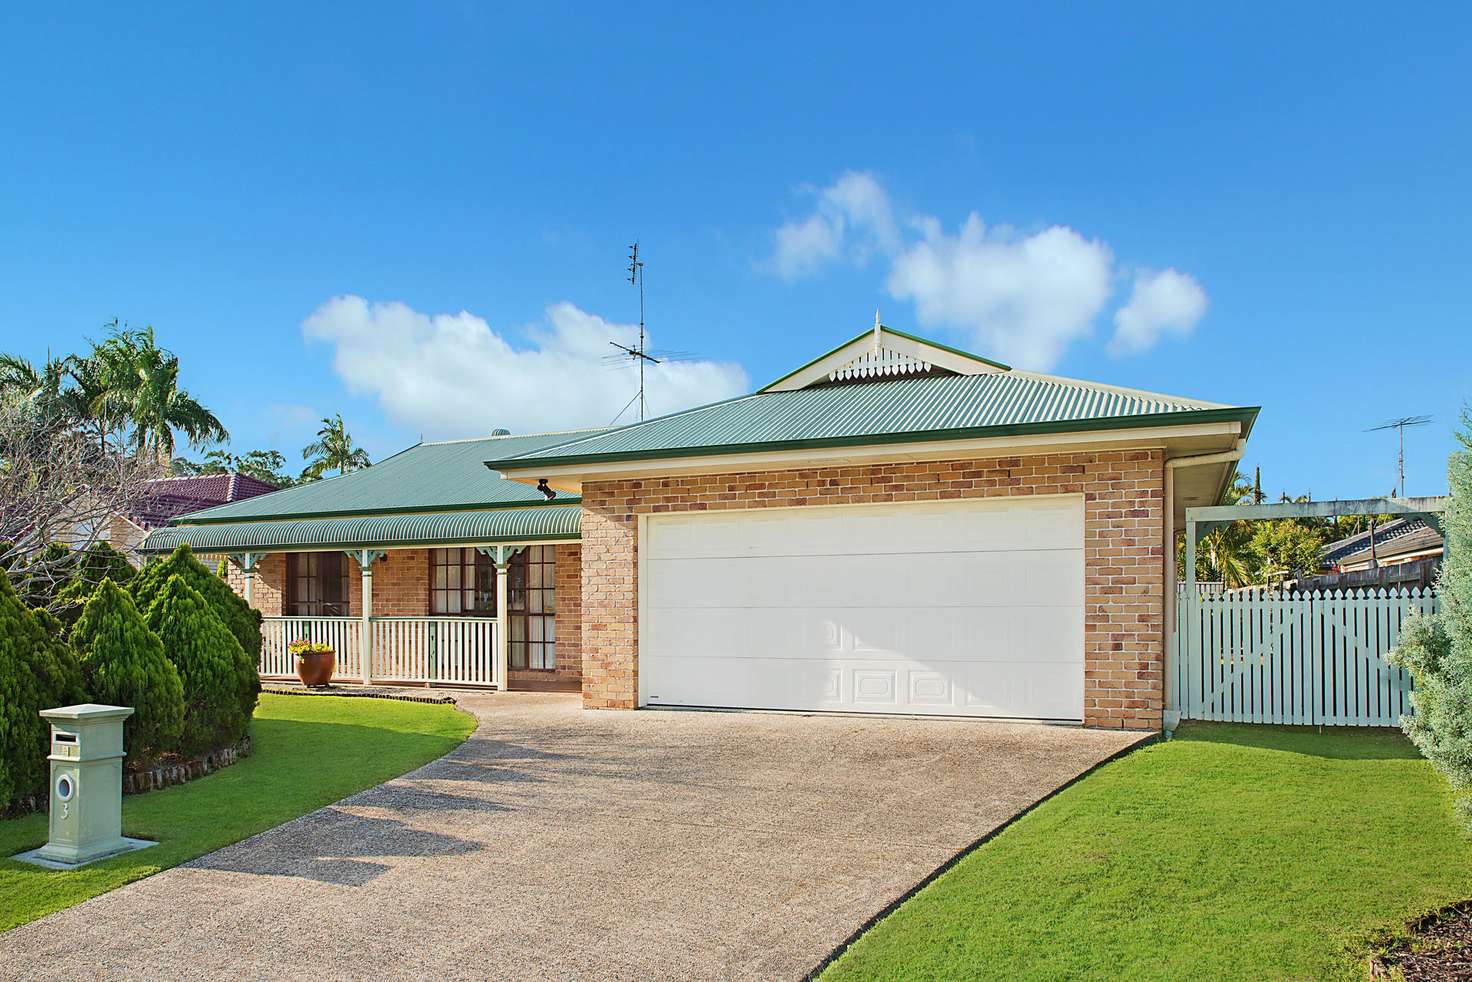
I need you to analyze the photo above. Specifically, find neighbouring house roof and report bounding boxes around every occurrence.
[125,473,280,529]
[1321,516,1444,568]
[173,429,605,524]
[486,358,1257,471]
[139,505,582,554]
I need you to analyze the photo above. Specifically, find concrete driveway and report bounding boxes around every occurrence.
[1,693,1143,981]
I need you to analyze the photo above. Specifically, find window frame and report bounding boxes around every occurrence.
[285,551,351,617]
[508,545,557,671]
[427,547,498,617]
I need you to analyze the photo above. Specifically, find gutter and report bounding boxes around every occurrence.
[1162,439,1247,733]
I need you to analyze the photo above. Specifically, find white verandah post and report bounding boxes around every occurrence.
[479,545,525,691]
[349,550,385,686]
[230,552,261,607]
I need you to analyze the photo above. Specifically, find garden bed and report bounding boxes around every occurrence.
[1373,900,1472,980]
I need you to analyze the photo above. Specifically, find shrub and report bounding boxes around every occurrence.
[132,544,260,721]
[143,574,249,756]
[0,573,88,809]
[70,579,184,767]
[53,541,137,626]
[1391,409,1472,821]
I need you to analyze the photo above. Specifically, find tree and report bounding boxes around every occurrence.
[69,579,184,766]
[173,448,293,487]
[301,414,371,481]
[131,544,260,720]
[1246,520,1325,584]
[0,572,86,809]
[0,400,161,609]
[1390,408,1472,823]
[93,324,228,460]
[142,575,249,756]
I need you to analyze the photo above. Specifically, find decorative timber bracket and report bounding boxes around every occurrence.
[476,545,526,569]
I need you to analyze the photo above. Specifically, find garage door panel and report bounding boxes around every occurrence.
[642,497,1085,721]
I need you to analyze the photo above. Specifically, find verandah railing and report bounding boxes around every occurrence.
[261,616,499,687]
[1171,586,1437,726]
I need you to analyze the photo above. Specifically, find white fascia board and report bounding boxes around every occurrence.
[496,420,1244,492]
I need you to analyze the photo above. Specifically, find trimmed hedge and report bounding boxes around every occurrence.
[0,573,86,809]
[70,579,184,768]
[143,575,250,757]
[132,543,260,721]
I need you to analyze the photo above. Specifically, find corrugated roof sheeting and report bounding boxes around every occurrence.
[178,429,601,523]
[140,505,581,554]
[495,372,1248,465]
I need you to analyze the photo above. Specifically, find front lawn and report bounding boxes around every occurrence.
[0,693,475,931]
[822,723,1472,982]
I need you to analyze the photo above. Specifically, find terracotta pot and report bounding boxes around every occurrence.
[296,649,336,687]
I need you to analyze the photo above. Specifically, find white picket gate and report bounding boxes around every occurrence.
[1172,586,1437,726]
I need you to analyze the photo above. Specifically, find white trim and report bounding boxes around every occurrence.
[762,328,1006,392]
[188,537,580,557]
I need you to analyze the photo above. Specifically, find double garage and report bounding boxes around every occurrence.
[638,494,1086,722]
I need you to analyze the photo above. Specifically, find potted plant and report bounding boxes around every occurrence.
[290,639,336,687]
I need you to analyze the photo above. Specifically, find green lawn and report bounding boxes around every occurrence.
[0,693,475,931]
[823,724,1472,982]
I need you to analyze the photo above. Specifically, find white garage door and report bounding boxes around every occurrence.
[640,495,1085,720]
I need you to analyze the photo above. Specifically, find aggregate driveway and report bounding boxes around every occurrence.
[1,692,1144,981]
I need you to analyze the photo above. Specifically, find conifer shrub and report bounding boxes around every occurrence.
[0,573,88,809]
[132,544,260,720]
[70,579,184,767]
[54,541,137,626]
[1391,409,1472,822]
[143,574,249,756]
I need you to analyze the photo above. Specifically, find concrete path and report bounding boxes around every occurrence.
[1,693,1143,981]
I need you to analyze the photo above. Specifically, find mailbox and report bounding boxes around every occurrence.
[17,704,155,869]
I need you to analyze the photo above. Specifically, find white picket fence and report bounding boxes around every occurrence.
[261,616,499,687]
[1172,586,1437,726]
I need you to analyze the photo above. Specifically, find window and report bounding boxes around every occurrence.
[509,545,556,670]
[429,548,497,615]
[286,552,350,616]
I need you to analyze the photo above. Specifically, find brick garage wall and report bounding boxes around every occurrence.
[508,543,583,690]
[580,450,1166,729]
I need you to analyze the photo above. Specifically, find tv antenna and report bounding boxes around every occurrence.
[1366,414,1432,496]
[608,241,661,424]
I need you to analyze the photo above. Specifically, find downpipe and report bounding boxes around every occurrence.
[1162,440,1247,734]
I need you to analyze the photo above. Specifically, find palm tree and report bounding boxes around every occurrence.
[0,353,69,415]
[1179,470,1255,589]
[94,326,228,460]
[301,414,371,480]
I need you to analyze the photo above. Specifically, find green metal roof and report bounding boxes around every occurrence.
[176,429,603,524]
[139,504,581,554]
[487,371,1259,470]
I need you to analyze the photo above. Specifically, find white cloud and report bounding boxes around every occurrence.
[886,214,1115,370]
[1109,268,1208,355]
[768,172,1209,369]
[301,296,749,439]
[771,171,898,280]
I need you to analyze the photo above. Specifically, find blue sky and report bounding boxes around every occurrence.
[2,4,1467,496]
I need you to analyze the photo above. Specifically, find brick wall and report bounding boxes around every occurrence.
[579,450,1166,729]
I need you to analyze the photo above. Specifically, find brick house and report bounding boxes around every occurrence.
[110,473,279,565]
[145,325,1256,729]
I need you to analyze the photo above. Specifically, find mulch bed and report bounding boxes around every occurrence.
[262,684,457,706]
[1373,901,1472,980]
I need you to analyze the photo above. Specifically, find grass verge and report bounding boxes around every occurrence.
[0,693,475,931]
[820,723,1472,982]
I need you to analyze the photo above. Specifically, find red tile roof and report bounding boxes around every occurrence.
[124,473,281,529]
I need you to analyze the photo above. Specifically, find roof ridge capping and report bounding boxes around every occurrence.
[425,425,612,447]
